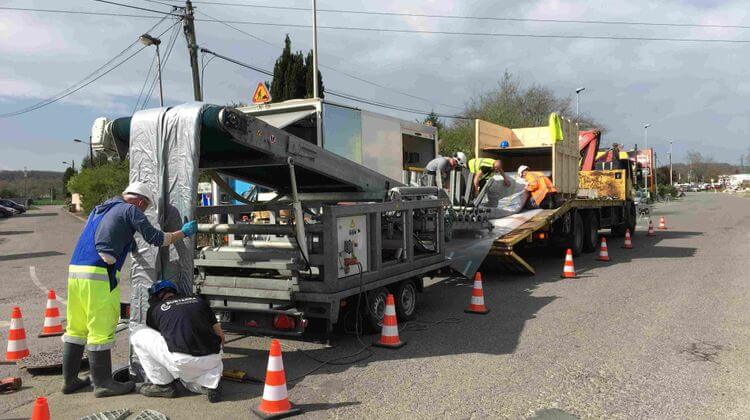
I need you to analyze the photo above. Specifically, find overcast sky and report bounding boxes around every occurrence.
[0,0,748,170]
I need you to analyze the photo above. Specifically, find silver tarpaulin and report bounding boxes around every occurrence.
[127,103,204,377]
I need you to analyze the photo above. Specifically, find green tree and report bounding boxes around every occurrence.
[67,160,129,213]
[80,151,111,170]
[439,71,604,157]
[421,111,444,133]
[270,35,324,102]
[62,167,78,197]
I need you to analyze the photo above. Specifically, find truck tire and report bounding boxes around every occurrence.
[582,211,599,253]
[569,211,584,257]
[394,280,418,321]
[363,287,389,333]
[611,203,636,237]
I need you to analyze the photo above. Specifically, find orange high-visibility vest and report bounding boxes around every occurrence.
[524,171,557,205]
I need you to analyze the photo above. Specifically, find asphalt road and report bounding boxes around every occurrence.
[2,193,750,419]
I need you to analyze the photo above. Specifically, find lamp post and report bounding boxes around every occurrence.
[139,34,164,107]
[74,137,94,168]
[643,123,650,198]
[62,160,75,171]
[669,140,673,186]
[575,87,585,121]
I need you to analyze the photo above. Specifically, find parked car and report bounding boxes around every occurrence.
[0,199,26,214]
[0,205,15,218]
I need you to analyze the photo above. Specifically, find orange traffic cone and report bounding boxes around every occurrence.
[39,290,63,338]
[622,229,633,249]
[647,220,656,236]
[561,249,577,278]
[658,216,667,230]
[374,294,407,348]
[5,307,29,362]
[597,237,611,261]
[31,397,50,420]
[464,272,490,314]
[252,339,300,419]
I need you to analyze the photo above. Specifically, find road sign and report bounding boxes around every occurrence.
[252,82,272,104]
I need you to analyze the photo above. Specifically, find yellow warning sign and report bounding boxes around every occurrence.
[252,82,271,104]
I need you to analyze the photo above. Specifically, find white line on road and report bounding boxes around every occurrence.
[29,266,67,306]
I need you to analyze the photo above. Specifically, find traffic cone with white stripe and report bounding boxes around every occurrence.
[5,307,29,362]
[658,216,667,230]
[39,290,63,338]
[596,236,611,261]
[647,220,656,236]
[252,339,300,419]
[561,249,577,278]
[464,272,490,314]
[622,229,633,249]
[374,294,407,348]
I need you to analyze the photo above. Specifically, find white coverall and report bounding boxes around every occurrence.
[131,327,223,392]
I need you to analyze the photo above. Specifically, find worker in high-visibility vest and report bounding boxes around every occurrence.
[467,158,511,195]
[518,165,558,209]
[62,181,198,398]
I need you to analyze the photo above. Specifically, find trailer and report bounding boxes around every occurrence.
[471,118,637,274]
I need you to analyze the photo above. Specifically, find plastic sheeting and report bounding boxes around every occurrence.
[128,103,204,377]
[481,175,530,219]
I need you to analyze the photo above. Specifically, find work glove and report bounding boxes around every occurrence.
[181,220,198,237]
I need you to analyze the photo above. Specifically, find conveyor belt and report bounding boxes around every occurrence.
[111,105,401,199]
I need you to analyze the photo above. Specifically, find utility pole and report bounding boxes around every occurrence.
[669,140,673,186]
[183,1,202,101]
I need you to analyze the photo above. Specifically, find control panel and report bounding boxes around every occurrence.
[336,215,368,278]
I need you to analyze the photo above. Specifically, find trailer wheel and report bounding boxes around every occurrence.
[394,280,418,321]
[582,211,599,253]
[611,203,636,237]
[363,287,389,332]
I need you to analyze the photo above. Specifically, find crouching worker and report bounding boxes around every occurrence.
[131,280,225,403]
[518,165,559,209]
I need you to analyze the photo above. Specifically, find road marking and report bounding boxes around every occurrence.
[29,266,67,306]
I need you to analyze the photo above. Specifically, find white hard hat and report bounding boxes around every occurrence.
[517,165,529,177]
[123,181,155,205]
[453,152,467,167]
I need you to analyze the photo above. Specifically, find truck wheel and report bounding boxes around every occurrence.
[582,211,599,253]
[394,280,418,321]
[611,204,635,237]
[569,212,584,257]
[362,287,389,333]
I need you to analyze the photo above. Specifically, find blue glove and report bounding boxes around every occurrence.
[181,220,198,237]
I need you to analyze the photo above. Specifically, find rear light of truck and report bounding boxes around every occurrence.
[273,314,296,330]
[534,232,547,240]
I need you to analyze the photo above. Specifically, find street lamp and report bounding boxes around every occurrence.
[139,33,164,107]
[669,140,673,186]
[643,123,650,197]
[62,160,75,171]
[575,87,585,121]
[74,138,94,168]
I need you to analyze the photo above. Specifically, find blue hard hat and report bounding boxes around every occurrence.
[148,280,178,296]
[500,140,510,148]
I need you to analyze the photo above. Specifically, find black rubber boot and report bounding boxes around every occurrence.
[140,381,177,398]
[205,384,221,403]
[89,349,135,398]
[61,342,91,394]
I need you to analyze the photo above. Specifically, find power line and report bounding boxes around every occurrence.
[9,6,749,43]
[0,19,178,118]
[197,19,750,44]
[159,0,750,30]
[90,0,179,16]
[195,10,463,111]
[0,6,164,19]
[200,48,468,119]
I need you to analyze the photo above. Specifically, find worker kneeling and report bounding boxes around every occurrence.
[518,165,559,209]
[131,280,225,403]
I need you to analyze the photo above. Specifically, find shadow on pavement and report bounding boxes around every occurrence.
[0,251,64,262]
[17,212,58,218]
[0,230,34,236]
